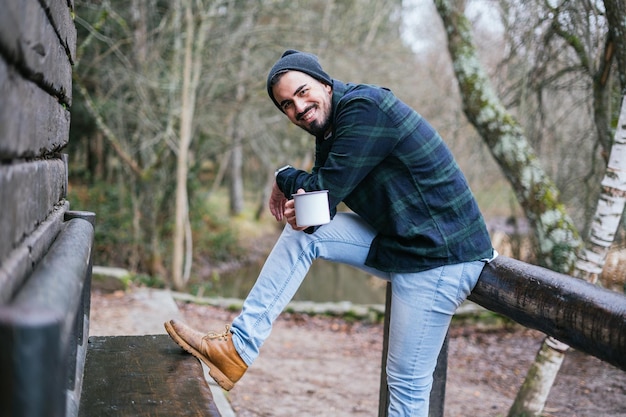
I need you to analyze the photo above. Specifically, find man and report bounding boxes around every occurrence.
[165,50,496,416]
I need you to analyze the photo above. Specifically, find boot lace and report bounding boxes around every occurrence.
[206,324,231,341]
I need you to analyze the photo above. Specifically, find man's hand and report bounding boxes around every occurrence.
[284,189,308,231]
[269,181,288,221]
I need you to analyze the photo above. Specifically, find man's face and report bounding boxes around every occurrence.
[272,71,333,137]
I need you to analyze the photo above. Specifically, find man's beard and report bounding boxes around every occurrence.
[305,117,331,137]
[297,104,331,137]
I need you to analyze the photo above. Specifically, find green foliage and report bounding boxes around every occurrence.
[68,181,135,267]
[69,180,244,273]
[132,272,166,289]
[188,271,222,298]
[190,192,243,263]
[451,310,518,330]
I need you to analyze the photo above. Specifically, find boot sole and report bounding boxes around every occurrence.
[164,321,235,391]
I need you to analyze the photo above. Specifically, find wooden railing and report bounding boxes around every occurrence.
[378,255,626,417]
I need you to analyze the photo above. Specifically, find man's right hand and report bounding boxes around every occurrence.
[269,181,288,221]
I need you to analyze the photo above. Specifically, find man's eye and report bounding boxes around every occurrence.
[282,102,293,111]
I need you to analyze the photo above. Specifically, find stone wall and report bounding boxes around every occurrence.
[0,0,77,302]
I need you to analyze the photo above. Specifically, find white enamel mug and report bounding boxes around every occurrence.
[292,190,330,227]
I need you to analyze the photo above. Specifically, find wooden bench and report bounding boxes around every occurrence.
[0,210,221,417]
[79,335,221,417]
[0,211,94,417]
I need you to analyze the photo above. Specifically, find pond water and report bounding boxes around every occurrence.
[216,258,388,305]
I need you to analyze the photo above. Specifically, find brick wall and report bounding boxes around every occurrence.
[0,0,77,302]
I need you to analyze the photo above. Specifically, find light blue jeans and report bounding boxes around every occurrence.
[230,212,488,417]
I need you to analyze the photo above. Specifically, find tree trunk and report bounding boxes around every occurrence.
[75,81,143,177]
[229,140,244,216]
[172,0,194,290]
[506,337,568,417]
[130,0,148,64]
[604,0,626,93]
[509,0,626,411]
[576,98,626,283]
[227,13,255,216]
[172,0,210,289]
[434,5,580,410]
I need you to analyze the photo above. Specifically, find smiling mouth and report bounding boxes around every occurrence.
[296,105,316,122]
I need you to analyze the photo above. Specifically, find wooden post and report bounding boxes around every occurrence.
[429,334,448,417]
[378,283,448,417]
[378,283,391,417]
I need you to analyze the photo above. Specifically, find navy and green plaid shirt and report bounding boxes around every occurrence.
[276,80,493,273]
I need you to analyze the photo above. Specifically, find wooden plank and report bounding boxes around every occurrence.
[40,0,77,64]
[0,202,68,304]
[0,58,71,158]
[0,0,73,104]
[80,335,222,417]
[0,159,67,261]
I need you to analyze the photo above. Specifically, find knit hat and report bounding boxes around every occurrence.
[266,49,332,110]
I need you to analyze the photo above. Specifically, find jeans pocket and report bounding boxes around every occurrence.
[454,261,484,306]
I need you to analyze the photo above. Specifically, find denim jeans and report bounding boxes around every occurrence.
[230,212,488,417]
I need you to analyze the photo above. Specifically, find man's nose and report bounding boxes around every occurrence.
[293,98,307,113]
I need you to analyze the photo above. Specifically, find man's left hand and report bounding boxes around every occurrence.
[284,189,308,231]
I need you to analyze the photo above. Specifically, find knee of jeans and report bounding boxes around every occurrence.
[282,224,318,245]
[281,228,328,263]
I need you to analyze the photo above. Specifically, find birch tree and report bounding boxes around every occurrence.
[510,98,626,416]
[510,0,626,413]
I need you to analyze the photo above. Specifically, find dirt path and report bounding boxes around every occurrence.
[90,289,626,417]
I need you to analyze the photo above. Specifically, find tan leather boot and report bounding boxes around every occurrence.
[164,319,248,391]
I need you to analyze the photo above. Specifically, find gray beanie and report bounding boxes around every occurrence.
[266,49,332,110]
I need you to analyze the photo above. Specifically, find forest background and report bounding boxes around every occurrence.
[69,0,625,295]
[70,1,626,415]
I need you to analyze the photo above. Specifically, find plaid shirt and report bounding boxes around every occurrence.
[276,80,493,272]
